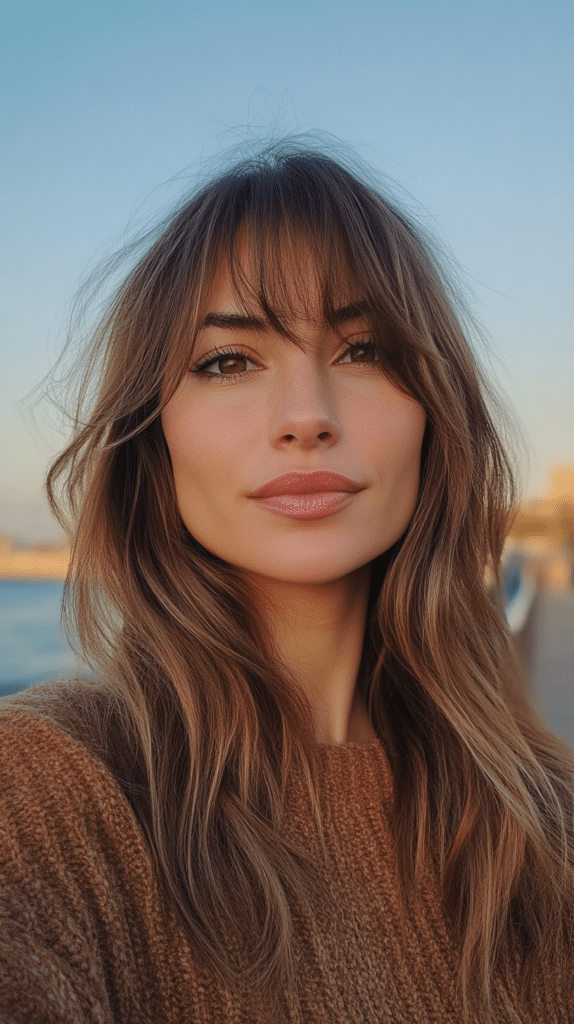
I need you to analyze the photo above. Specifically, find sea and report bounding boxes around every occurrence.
[0,580,86,698]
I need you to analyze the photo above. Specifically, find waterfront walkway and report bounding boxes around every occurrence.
[530,590,574,751]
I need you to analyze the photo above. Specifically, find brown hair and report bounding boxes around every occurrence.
[47,137,574,1021]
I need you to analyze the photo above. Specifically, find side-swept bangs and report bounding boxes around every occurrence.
[162,149,464,423]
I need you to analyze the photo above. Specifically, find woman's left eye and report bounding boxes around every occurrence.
[339,340,378,364]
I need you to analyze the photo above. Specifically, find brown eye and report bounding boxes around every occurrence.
[352,345,375,362]
[191,349,257,380]
[217,355,248,374]
[340,341,378,364]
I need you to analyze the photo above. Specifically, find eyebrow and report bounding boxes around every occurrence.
[200,301,369,331]
[331,301,370,325]
[201,312,269,330]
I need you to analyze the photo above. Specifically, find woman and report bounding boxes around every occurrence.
[1,139,573,1023]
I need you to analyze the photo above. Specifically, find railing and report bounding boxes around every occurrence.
[493,546,540,687]
[500,549,539,635]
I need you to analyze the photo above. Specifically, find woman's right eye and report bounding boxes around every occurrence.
[190,348,258,382]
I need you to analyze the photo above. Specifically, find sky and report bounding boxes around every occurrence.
[1,0,573,543]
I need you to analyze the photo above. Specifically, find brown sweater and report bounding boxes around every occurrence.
[0,681,571,1023]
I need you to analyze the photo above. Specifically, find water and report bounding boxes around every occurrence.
[0,580,85,697]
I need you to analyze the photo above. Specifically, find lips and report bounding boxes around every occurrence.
[249,470,363,498]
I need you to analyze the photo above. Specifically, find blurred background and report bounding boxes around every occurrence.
[1,0,572,745]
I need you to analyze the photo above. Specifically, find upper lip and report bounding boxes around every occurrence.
[249,471,364,498]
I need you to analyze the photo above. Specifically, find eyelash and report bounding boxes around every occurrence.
[190,341,380,383]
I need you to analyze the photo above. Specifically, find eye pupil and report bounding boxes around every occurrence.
[219,356,246,374]
[352,344,375,362]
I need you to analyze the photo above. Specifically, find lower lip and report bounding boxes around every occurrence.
[251,491,357,519]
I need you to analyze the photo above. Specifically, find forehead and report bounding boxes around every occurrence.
[202,227,363,328]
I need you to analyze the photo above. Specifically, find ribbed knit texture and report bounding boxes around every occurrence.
[0,681,571,1023]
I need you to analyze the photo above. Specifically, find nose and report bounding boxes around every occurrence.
[268,361,341,451]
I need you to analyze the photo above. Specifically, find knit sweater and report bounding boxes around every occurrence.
[0,680,571,1024]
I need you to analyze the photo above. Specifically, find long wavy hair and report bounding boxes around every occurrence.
[47,138,574,1021]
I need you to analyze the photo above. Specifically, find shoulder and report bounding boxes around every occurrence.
[0,678,152,887]
[1,676,142,785]
[1,677,118,782]
[0,682,170,1022]
[0,679,145,861]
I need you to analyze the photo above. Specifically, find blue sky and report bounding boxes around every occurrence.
[1,0,572,541]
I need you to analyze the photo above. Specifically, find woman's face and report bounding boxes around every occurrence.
[161,244,427,588]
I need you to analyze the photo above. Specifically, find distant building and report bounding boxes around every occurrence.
[0,534,70,580]
[507,464,574,591]
[547,464,574,502]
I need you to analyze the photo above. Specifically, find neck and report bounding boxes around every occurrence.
[246,563,376,744]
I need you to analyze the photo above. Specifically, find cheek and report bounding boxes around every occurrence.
[363,395,427,478]
[161,398,205,500]
[397,403,427,468]
[161,395,251,502]
[377,400,427,535]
